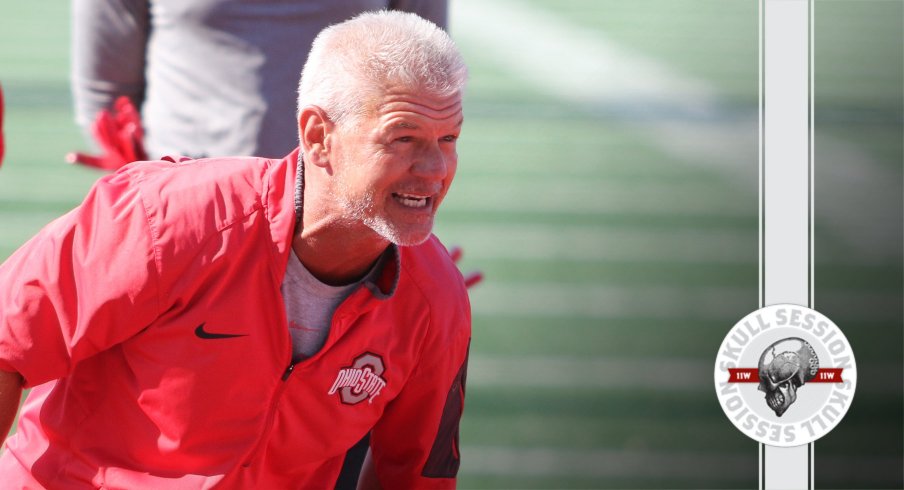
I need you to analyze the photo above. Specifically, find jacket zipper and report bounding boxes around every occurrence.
[239,291,360,468]
[242,362,297,467]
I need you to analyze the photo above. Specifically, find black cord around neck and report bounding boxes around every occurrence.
[294,152,305,229]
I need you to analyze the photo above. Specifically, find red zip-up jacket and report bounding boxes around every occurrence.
[0,149,470,489]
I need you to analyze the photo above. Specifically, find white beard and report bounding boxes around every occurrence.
[333,176,431,247]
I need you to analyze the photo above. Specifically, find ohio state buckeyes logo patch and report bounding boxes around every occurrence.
[714,304,857,447]
[328,352,387,405]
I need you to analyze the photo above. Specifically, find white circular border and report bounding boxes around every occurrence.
[714,304,857,447]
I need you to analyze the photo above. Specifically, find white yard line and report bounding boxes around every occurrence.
[437,222,757,263]
[451,0,900,262]
[451,0,742,172]
[469,355,900,390]
[463,446,752,481]
[443,179,754,216]
[469,282,754,322]
[463,445,902,483]
[450,0,718,114]
[469,281,901,323]
[468,356,712,391]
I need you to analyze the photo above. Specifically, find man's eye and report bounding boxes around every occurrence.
[442,135,458,143]
[396,136,414,143]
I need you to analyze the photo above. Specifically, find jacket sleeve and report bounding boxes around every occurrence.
[389,0,448,30]
[0,168,160,387]
[369,288,471,488]
[71,0,150,136]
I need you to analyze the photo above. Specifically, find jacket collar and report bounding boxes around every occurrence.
[363,245,400,299]
[274,148,400,300]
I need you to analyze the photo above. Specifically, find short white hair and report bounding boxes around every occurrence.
[297,10,468,126]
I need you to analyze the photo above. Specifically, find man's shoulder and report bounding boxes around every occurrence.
[399,236,469,315]
[101,154,296,263]
[133,155,275,202]
[396,237,471,355]
[126,154,290,226]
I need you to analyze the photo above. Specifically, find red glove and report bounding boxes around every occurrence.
[448,245,484,289]
[0,82,5,167]
[66,96,147,171]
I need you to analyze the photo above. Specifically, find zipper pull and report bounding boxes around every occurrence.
[281,362,296,381]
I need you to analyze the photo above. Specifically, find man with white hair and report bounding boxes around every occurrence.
[0,11,470,488]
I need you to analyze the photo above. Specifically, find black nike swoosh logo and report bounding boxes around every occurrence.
[195,323,248,340]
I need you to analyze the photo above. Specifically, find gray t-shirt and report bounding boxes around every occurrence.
[71,0,448,159]
[281,250,387,361]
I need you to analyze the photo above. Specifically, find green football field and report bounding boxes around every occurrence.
[1,1,901,488]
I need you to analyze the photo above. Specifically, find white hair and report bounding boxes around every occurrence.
[297,10,468,126]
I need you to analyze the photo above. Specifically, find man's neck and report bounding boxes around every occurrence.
[294,158,392,286]
[291,222,388,287]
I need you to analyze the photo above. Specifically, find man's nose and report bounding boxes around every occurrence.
[412,141,449,179]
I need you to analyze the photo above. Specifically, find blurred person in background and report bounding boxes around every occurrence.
[70,0,447,165]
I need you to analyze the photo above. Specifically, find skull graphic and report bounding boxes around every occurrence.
[757,337,819,417]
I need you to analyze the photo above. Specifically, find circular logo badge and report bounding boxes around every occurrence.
[714,304,857,447]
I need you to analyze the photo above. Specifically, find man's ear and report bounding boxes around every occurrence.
[299,105,333,168]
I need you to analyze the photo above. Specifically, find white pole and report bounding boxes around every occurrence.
[760,0,813,488]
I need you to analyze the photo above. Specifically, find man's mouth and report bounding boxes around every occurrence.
[392,193,430,209]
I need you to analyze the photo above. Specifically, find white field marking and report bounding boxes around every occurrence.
[469,282,753,322]
[812,137,902,263]
[463,446,752,481]
[451,0,718,113]
[452,0,900,261]
[451,0,737,169]
[469,281,902,323]
[462,446,903,483]
[442,179,753,216]
[435,223,757,263]
[468,355,901,392]
[468,356,711,391]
